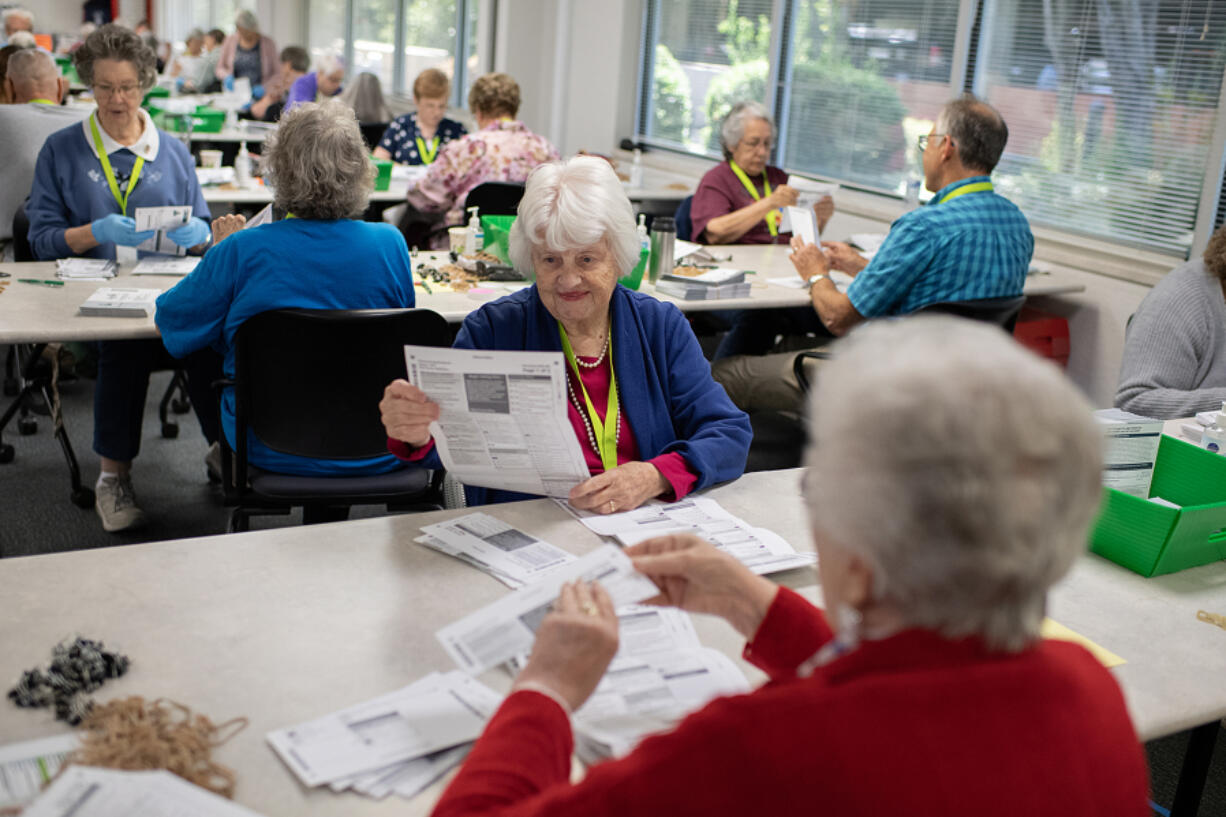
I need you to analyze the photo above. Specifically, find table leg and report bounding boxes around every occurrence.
[1170,720,1221,817]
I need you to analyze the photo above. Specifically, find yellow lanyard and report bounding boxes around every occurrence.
[729,160,777,236]
[30,98,55,105]
[558,323,619,473]
[937,180,994,205]
[415,135,440,164]
[90,114,144,216]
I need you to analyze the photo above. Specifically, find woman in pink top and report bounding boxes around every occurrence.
[403,72,558,243]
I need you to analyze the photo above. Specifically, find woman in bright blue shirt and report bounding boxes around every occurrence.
[373,68,466,166]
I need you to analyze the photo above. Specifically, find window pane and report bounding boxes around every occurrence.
[401,0,459,99]
[979,0,1226,255]
[783,0,960,192]
[353,0,398,89]
[309,0,347,65]
[640,0,776,152]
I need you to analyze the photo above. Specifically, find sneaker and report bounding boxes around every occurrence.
[95,475,147,532]
[205,442,222,483]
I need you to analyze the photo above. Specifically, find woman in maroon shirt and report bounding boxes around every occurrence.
[430,316,1149,817]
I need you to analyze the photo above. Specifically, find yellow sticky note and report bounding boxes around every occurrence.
[1041,618,1126,668]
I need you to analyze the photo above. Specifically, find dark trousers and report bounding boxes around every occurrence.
[712,305,832,360]
[93,339,222,462]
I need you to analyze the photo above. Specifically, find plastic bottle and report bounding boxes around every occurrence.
[234,142,252,188]
[465,206,483,256]
[622,213,649,290]
[629,147,644,188]
[1201,401,1226,454]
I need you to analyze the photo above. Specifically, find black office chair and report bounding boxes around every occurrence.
[218,307,451,532]
[463,181,525,217]
[674,195,694,242]
[359,121,390,151]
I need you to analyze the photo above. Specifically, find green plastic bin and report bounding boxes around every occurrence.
[480,215,515,264]
[142,86,170,106]
[150,105,225,133]
[1089,434,1226,576]
[372,157,393,191]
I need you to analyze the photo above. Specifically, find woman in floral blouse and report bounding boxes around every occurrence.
[403,71,558,238]
[374,68,466,166]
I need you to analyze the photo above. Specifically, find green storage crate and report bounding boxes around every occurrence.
[142,86,170,106]
[372,157,393,191]
[1089,434,1226,576]
[53,55,80,85]
[150,105,225,133]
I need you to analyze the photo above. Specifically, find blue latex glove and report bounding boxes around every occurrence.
[91,214,155,247]
[175,76,185,91]
[223,75,234,91]
[251,83,265,100]
[167,217,212,248]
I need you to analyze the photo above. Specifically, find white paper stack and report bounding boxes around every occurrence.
[196,167,237,186]
[23,766,267,817]
[78,287,162,317]
[1094,408,1163,498]
[0,734,79,811]
[55,257,116,281]
[417,512,576,589]
[654,267,751,301]
[562,496,817,575]
[131,256,200,276]
[266,671,501,801]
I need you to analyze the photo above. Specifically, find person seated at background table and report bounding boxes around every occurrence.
[712,94,1033,420]
[167,28,205,88]
[247,45,308,121]
[214,10,278,92]
[26,24,218,533]
[156,100,417,477]
[284,52,344,113]
[0,49,85,252]
[1,7,33,47]
[0,43,26,104]
[339,70,390,123]
[691,100,833,245]
[133,20,166,74]
[399,71,558,247]
[381,156,750,511]
[430,316,1149,817]
[374,67,466,166]
[194,28,225,92]
[1115,223,1226,419]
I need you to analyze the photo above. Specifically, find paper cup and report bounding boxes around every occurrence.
[200,149,223,169]
[448,226,467,254]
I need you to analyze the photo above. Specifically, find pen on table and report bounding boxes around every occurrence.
[419,277,433,295]
[18,278,64,287]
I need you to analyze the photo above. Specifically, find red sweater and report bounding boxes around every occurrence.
[431,588,1148,817]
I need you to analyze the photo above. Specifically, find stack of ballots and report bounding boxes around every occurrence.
[654,266,751,300]
[56,258,116,281]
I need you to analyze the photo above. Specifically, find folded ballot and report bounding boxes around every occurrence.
[23,766,267,817]
[417,512,576,589]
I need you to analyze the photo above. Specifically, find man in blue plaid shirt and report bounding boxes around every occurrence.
[713,95,1033,415]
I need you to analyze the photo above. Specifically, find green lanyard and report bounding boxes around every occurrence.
[937,180,994,205]
[558,323,619,472]
[90,113,144,216]
[415,135,440,164]
[729,160,777,236]
[30,98,55,105]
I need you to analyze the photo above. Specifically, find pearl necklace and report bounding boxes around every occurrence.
[572,333,609,369]
[567,359,620,455]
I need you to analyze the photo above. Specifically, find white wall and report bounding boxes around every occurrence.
[27,1,84,35]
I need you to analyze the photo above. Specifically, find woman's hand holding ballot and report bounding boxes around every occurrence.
[379,379,439,448]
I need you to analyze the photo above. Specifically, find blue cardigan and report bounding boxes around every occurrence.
[433,285,752,506]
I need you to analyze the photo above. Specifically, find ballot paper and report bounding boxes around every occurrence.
[22,766,267,817]
[563,496,816,575]
[340,743,471,801]
[267,671,500,789]
[78,287,162,317]
[786,205,819,244]
[244,203,274,229]
[131,256,200,275]
[848,232,887,260]
[768,270,852,293]
[419,513,576,587]
[573,647,749,762]
[404,346,591,497]
[134,205,191,256]
[55,257,116,280]
[436,544,659,675]
[0,733,78,810]
[610,605,699,660]
[673,238,704,261]
[1094,408,1163,498]
[777,177,836,234]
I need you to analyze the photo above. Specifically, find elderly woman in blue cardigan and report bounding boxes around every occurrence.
[380,156,751,511]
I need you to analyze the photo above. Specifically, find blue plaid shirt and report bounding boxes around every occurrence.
[845,176,1033,319]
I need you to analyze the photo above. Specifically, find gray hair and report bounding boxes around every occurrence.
[184,28,204,45]
[803,316,1102,653]
[508,156,639,280]
[7,47,56,90]
[74,23,158,91]
[719,100,775,161]
[3,8,33,31]
[340,71,389,122]
[261,99,374,220]
[235,9,259,33]
[936,94,1009,173]
[316,52,344,77]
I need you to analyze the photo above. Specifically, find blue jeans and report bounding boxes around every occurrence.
[93,339,222,462]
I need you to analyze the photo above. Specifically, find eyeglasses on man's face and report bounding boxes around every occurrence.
[917,133,949,151]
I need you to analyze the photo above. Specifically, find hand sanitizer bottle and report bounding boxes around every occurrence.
[465,206,483,256]
[630,148,644,188]
[1201,402,1226,454]
[235,142,252,188]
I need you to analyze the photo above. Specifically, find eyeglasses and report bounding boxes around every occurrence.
[917,133,949,151]
[93,83,142,99]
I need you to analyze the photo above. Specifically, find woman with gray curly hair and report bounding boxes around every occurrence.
[26,23,217,533]
[428,316,1148,817]
[382,155,750,510]
[156,100,418,478]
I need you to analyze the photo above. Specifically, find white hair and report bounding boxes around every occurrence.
[6,29,35,48]
[316,52,344,77]
[508,156,639,279]
[3,8,33,31]
[802,316,1103,652]
[719,100,776,160]
[235,9,259,32]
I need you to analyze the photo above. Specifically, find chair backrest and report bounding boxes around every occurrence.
[233,308,451,460]
[915,294,1027,333]
[359,121,390,151]
[462,182,525,217]
[12,203,34,262]
[675,195,694,242]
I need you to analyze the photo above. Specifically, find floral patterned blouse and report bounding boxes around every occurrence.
[405,119,559,225]
[378,111,467,166]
